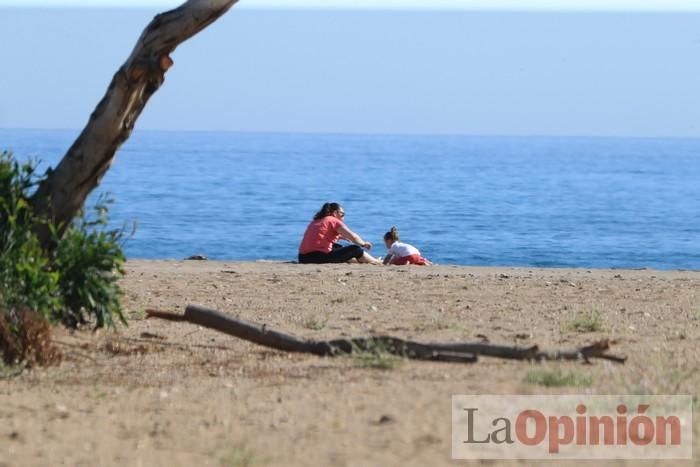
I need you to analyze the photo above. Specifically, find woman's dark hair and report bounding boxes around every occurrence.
[313,202,342,220]
[384,226,400,242]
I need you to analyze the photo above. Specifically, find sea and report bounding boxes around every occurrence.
[2,128,699,270]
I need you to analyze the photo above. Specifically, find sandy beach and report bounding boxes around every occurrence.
[1,260,699,466]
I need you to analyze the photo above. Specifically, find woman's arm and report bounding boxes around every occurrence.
[337,223,372,250]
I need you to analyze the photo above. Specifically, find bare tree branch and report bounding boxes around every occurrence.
[31,0,238,246]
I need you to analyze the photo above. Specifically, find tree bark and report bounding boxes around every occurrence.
[30,0,238,247]
[146,304,627,365]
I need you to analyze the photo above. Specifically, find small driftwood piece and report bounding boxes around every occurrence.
[146,304,626,364]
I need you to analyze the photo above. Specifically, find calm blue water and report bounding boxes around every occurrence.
[2,128,699,270]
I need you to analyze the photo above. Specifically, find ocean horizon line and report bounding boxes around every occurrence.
[2,127,700,143]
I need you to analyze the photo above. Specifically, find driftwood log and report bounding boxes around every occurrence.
[146,304,627,364]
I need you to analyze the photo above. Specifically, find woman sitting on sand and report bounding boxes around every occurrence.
[298,202,382,265]
[382,227,432,265]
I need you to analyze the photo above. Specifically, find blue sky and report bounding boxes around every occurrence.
[3,0,700,10]
[1,2,699,137]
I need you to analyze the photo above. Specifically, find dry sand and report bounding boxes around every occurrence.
[1,260,699,466]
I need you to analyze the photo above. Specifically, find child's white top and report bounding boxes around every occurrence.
[388,241,420,258]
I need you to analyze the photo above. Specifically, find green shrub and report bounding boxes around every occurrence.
[0,150,128,344]
[0,152,61,317]
[0,216,61,316]
[53,196,126,328]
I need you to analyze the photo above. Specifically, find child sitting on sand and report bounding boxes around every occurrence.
[382,227,432,266]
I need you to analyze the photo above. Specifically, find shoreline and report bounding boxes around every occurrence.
[126,257,700,271]
[122,258,700,280]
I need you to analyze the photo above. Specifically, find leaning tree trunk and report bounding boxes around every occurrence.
[30,0,238,248]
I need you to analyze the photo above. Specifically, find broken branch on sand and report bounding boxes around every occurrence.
[146,304,626,365]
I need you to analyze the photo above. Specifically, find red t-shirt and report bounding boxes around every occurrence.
[299,216,344,254]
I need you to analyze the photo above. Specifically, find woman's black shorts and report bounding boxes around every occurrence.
[298,245,364,264]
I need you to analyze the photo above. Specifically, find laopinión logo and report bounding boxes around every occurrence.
[452,395,693,459]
